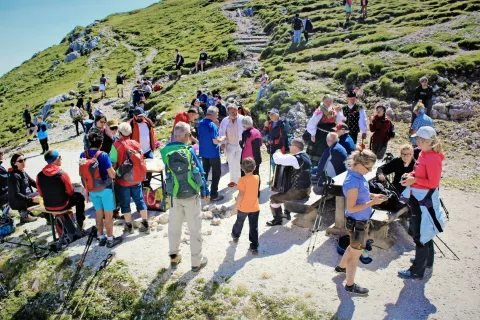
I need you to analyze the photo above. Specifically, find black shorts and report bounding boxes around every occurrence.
[176,64,182,70]
[25,122,35,129]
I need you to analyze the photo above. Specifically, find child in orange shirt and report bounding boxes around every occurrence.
[231,157,260,255]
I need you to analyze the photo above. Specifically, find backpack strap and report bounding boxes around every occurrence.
[84,150,91,159]
[94,150,103,159]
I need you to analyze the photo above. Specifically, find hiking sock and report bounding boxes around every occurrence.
[142,220,149,228]
[99,234,106,240]
[126,222,132,228]
[107,236,113,241]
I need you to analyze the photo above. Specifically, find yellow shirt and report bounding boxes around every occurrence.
[237,175,260,213]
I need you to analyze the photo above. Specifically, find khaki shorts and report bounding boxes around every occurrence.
[348,223,369,250]
[117,84,124,89]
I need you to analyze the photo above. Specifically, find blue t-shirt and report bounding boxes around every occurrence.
[207,97,215,107]
[339,134,355,155]
[198,94,208,104]
[80,150,113,181]
[343,169,372,221]
[411,114,434,145]
[198,118,220,158]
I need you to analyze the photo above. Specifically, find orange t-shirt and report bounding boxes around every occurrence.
[237,174,260,213]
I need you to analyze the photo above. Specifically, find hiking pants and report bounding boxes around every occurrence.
[226,144,242,184]
[409,195,435,277]
[202,157,221,198]
[303,31,309,42]
[39,138,49,153]
[293,30,301,43]
[74,120,85,136]
[169,195,204,266]
[371,142,388,160]
[232,211,259,250]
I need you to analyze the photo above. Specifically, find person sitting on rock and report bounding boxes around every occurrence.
[268,138,312,226]
[195,48,208,72]
[314,133,347,194]
[340,91,367,145]
[369,104,395,160]
[37,150,86,230]
[334,123,356,156]
[410,103,433,148]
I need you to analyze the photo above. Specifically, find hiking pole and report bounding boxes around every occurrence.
[63,226,97,306]
[71,253,114,319]
[440,198,450,220]
[311,195,328,253]
[433,240,446,258]
[307,181,329,253]
[435,235,460,260]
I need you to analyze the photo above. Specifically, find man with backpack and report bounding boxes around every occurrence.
[84,96,94,120]
[160,122,209,271]
[80,132,122,247]
[37,150,86,230]
[175,49,184,78]
[23,104,37,142]
[110,122,150,234]
[69,102,85,136]
[291,13,303,44]
[116,72,125,98]
[303,16,313,42]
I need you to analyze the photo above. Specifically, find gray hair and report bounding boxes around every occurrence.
[227,103,237,110]
[322,94,333,102]
[242,116,253,128]
[174,121,191,139]
[118,122,132,137]
[327,132,339,142]
[419,76,428,83]
[206,106,219,115]
[290,138,304,150]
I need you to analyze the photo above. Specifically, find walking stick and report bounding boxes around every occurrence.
[433,240,446,258]
[307,178,331,254]
[435,235,460,260]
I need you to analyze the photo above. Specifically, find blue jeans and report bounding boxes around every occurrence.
[116,183,147,214]
[293,30,302,43]
[232,210,259,250]
[256,88,265,102]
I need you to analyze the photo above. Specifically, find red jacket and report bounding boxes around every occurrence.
[171,112,189,134]
[36,164,74,211]
[411,150,444,189]
[369,116,392,144]
[130,118,157,152]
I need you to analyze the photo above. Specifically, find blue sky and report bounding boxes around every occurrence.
[0,0,158,76]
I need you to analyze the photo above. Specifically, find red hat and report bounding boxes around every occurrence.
[334,123,349,132]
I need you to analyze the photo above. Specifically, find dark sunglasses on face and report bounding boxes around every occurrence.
[16,158,26,163]
[110,126,118,130]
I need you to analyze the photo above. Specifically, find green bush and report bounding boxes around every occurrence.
[458,39,480,50]
[378,76,405,99]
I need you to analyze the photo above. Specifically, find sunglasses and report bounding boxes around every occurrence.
[99,120,107,124]
[110,126,118,130]
[361,163,373,172]
[401,153,412,156]
[16,158,26,163]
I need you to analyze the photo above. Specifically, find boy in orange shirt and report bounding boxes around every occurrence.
[231,157,261,255]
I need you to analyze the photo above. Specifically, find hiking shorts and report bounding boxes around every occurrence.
[100,84,107,91]
[348,221,369,250]
[116,183,147,214]
[116,84,124,89]
[345,4,352,13]
[89,187,115,211]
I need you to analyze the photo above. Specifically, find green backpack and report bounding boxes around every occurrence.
[164,146,202,199]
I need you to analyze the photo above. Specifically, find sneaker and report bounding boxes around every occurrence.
[98,237,107,246]
[248,248,259,256]
[20,215,38,224]
[170,254,182,269]
[335,266,346,274]
[227,182,236,187]
[409,258,433,269]
[398,270,423,279]
[124,223,134,234]
[106,236,123,248]
[210,195,224,202]
[345,283,369,296]
[192,257,208,272]
[232,236,239,244]
[139,222,151,234]
[266,219,282,226]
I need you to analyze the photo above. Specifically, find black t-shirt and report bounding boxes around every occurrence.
[199,52,208,61]
[100,76,107,85]
[76,97,84,108]
[377,157,415,188]
[293,17,303,30]
[414,85,433,102]
[116,74,124,85]
[23,109,32,124]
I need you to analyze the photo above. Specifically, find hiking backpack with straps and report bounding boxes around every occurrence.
[294,17,303,30]
[115,140,147,186]
[55,211,83,244]
[164,146,203,199]
[79,150,111,194]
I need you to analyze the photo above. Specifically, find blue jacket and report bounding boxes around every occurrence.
[316,142,347,185]
[339,133,355,155]
[37,122,48,140]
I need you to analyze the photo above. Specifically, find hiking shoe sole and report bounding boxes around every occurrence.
[345,284,369,296]
[210,196,224,202]
[335,266,346,274]
[192,257,208,272]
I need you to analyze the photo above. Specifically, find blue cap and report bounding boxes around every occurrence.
[269,108,279,115]
[134,107,145,116]
[94,109,104,117]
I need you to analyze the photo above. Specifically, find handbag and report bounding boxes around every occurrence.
[143,186,169,211]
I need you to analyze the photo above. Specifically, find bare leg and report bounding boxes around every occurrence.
[139,209,148,220]
[340,246,362,286]
[201,61,204,72]
[104,210,114,237]
[123,212,132,223]
[96,209,105,237]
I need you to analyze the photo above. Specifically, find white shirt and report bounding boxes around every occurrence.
[306,105,345,136]
[219,114,245,145]
[337,105,367,134]
[272,150,307,169]
[137,122,151,153]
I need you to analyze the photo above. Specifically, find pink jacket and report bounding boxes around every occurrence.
[411,150,445,189]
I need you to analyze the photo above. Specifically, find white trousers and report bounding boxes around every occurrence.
[226,143,242,184]
[168,195,203,266]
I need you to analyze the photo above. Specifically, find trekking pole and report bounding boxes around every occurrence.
[63,226,97,306]
[72,253,114,319]
[435,235,460,260]
[307,182,329,253]
[440,198,450,220]
[433,240,446,258]
[311,195,328,252]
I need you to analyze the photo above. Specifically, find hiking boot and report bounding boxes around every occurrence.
[398,270,423,279]
[106,236,123,248]
[124,223,134,234]
[409,258,433,268]
[345,283,369,296]
[98,237,107,247]
[170,254,182,269]
[20,215,38,224]
[266,219,282,226]
[210,195,224,202]
[139,221,151,234]
[192,257,208,272]
[248,248,259,256]
[232,236,239,244]
[283,210,291,221]
[335,266,346,274]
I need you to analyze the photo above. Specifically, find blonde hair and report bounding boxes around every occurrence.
[400,144,413,154]
[414,102,425,114]
[417,136,443,154]
[346,149,377,169]
[37,115,43,120]
[322,94,333,103]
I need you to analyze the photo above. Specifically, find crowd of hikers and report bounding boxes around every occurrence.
[3,63,445,295]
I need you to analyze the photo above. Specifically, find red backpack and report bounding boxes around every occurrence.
[115,140,147,186]
[79,150,111,195]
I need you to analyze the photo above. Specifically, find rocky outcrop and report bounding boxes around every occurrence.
[286,102,308,138]
[64,51,80,63]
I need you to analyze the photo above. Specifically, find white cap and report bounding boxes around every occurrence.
[411,126,436,139]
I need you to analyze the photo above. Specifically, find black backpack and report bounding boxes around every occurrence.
[368,178,402,211]
[294,18,303,30]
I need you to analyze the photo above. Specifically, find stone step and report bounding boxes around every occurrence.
[245,46,267,53]
[224,5,246,10]
[237,35,269,40]
[235,39,269,45]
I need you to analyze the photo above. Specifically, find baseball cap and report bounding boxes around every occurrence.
[411,126,436,139]
[134,107,145,117]
[94,109,104,117]
[107,119,119,128]
[269,108,279,115]
[334,123,349,132]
